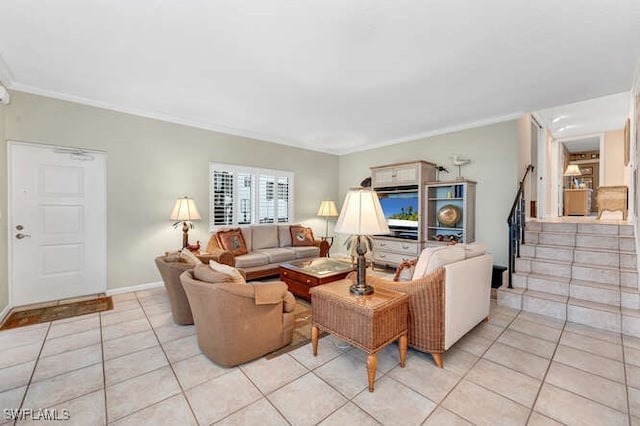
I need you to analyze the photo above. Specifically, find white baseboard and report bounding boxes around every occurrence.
[0,305,11,324]
[106,281,163,296]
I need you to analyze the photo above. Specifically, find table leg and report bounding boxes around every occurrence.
[366,354,377,392]
[311,325,319,356]
[399,333,407,368]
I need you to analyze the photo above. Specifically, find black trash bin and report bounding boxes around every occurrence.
[492,265,507,288]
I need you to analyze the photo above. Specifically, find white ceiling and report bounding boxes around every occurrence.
[536,92,631,140]
[562,136,601,153]
[0,1,639,154]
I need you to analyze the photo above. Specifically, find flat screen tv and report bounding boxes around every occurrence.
[378,192,419,228]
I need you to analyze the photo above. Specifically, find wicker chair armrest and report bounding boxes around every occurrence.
[392,258,418,282]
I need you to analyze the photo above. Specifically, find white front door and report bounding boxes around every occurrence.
[8,142,107,306]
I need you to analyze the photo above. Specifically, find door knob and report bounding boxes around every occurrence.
[16,225,23,230]
[16,233,31,239]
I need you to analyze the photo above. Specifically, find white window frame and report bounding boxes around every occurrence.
[209,163,295,231]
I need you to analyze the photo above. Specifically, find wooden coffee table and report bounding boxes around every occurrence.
[310,279,409,392]
[279,258,355,301]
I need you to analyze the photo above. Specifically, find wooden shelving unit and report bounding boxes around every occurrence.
[425,180,476,246]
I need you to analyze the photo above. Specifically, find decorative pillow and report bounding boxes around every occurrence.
[216,228,249,256]
[425,245,466,274]
[193,264,231,283]
[180,248,203,265]
[209,260,246,284]
[412,246,449,279]
[290,226,315,247]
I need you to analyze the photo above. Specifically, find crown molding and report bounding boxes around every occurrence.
[334,112,523,155]
[9,82,319,152]
[10,82,524,157]
[0,53,15,87]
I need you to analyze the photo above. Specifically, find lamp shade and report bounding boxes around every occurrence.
[563,164,582,177]
[170,196,201,221]
[334,188,390,236]
[316,200,339,217]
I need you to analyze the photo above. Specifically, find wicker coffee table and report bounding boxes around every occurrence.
[280,258,355,301]
[310,279,409,392]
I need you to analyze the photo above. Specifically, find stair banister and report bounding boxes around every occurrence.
[507,164,534,288]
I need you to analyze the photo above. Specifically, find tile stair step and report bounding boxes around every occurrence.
[526,273,570,296]
[521,242,635,257]
[621,287,640,310]
[567,297,622,333]
[522,289,567,321]
[569,279,621,307]
[622,308,640,338]
[496,286,524,311]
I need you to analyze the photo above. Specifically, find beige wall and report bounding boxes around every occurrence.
[339,120,519,266]
[604,129,625,185]
[1,91,339,297]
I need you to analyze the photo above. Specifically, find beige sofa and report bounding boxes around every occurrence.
[180,268,295,367]
[206,224,330,280]
[364,244,493,368]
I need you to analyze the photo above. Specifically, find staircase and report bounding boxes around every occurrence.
[498,221,640,337]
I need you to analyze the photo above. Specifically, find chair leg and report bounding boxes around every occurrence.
[431,352,443,368]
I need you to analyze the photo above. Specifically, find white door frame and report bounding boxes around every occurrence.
[7,140,108,307]
[549,133,605,218]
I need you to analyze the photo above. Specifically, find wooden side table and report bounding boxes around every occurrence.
[310,279,409,392]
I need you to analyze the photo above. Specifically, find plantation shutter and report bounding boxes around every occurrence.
[212,170,234,226]
[258,174,275,223]
[237,172,253,224]
[210,163,293,230]
[277,176,290,223]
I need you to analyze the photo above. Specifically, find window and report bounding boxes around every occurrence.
[209,163,294,229]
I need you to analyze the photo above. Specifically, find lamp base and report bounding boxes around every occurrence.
[350,283,374,296]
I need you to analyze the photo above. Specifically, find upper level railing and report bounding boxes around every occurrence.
[507,164,534,288]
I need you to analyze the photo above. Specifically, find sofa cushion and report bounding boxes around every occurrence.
[194,264,231,283]
[291,246,320,259]
[208,260,246,284]
[240,227,252,252]
[290,225,315,246]
[425,245,466,274]
[180,248,203,265]
[216,228,248,256]
[278,225,294,248]
[463,242,488,259]
[252,225,278,250]
[234,252,270,268]
[258,248,296,263]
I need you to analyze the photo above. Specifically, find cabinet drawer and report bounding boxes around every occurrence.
[373,239,420,255]
[372,251,416,266]
[393,164,419,185]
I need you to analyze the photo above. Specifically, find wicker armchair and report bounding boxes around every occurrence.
[359,253,492,368]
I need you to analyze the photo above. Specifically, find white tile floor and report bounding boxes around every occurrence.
[1,287,639,425]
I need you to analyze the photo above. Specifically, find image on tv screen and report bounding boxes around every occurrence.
[378,193,419,228]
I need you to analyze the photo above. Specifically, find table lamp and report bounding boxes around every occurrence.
[170,196,201,248]
[334,188,390,295]
[316,200,339,239]
[563,164,582,189]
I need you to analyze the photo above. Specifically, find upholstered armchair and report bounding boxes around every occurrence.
[179,268,295,367]
[154,256,197,325]
[359,247,493,368]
